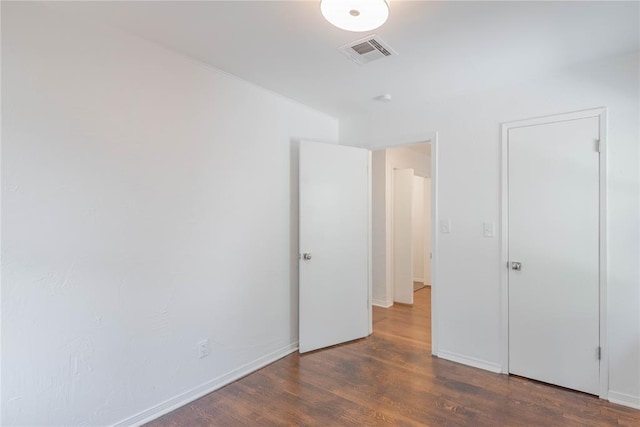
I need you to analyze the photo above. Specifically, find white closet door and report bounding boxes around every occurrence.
[508,116,600,394]
[393,168,414,305]
[423,177,432,285]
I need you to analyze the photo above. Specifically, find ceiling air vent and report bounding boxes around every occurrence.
[339,34,397,65]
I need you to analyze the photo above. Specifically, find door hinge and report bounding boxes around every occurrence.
[597,346,601,360]
[596,139,601,153]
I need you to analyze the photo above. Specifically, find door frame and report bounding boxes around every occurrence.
[368,131,440,355]
[499,107,608,398]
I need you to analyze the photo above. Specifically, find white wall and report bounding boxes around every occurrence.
[386,146,431,178]
[371,146,430,307]
[343,52,640,406]
[1,3,338,426]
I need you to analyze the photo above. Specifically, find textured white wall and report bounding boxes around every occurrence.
[1,3,338,425]
[344,52,640,405]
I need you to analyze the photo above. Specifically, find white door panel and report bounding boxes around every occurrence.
[424,178,432,285]
[393,168,414,305]
[508,117,600,394]
[299,141,370,353]
[412,176,424,282]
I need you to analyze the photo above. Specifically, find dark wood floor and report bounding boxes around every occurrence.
[148,288,640,426]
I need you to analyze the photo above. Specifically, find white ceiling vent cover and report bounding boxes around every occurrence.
[339,34,397,65]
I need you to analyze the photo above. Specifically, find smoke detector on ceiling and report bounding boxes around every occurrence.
[339,34,397,65]
[374,94,392,102]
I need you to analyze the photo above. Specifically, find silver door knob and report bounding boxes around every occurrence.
[511,262,522,271]
[303,253,312,260]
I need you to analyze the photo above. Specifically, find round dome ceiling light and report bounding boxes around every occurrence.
[320,0,390,32]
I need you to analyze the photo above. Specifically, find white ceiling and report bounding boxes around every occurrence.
[48,1,639,119]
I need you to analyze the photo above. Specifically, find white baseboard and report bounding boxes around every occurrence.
[608,391,640,409]
[372,298,393,308]
[413,277,425,283]
[436,350,503,373]
[112,342,299,427]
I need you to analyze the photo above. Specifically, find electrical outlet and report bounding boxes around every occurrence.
[198,339,210,359]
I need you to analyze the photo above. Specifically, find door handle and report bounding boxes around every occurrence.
[511,261,522,271]
[303,253,312,261]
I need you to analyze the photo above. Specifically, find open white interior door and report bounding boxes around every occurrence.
[299,141,371,353]
[393,168,414,304]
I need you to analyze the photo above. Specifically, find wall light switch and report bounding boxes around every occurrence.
[439,219,451,234]
[483,222,495,238]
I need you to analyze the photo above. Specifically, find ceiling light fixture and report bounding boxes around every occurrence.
[320,0,390,32]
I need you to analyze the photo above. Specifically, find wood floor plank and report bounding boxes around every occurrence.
[147,288,640,426]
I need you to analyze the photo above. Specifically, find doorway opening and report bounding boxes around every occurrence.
[370,137,438,354]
